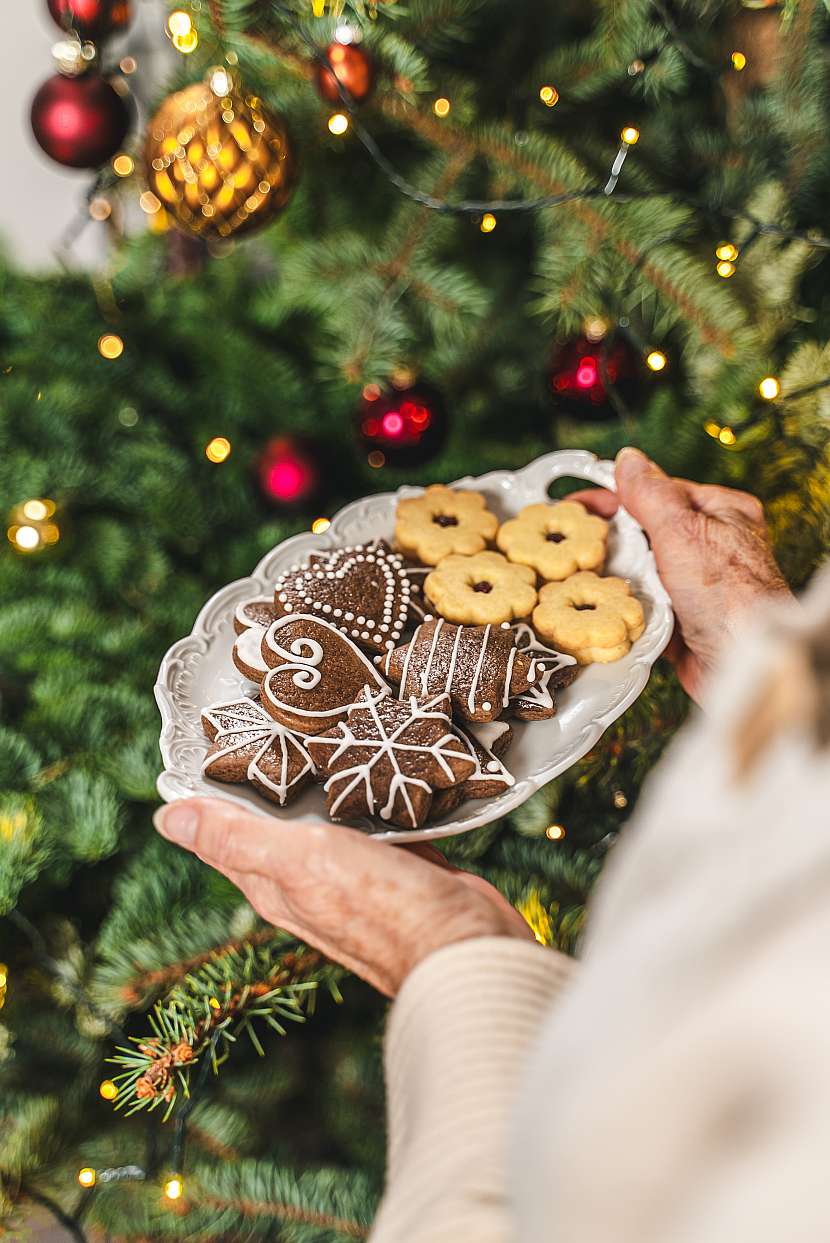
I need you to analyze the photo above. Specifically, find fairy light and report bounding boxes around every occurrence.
[731,50,747,70]
[78,1167,97,1188]
[166,9,191,37]
[328,112,349,135]
[718,426,736,445]
[164,1175,184,1201]
[98,334,124,360]
[210,68,232,97]
[545,823,566,841]
[89,197,112,221]
[112,154,134,177]
[8,525,41,552]
[613,789,628,809]
[205,436,231,463]
[367,450,385,468]
[620,125,640,145]
[539,85,559,107]
[716,260,736,278]
[715,242,739,262]
[140,191,162,215]
[584,316,608,342]
[172,27,198,53]
[99,1080,119,1101]
[705,420,721,438]
[119,55,137,74]
[433,97,451,117]
[311,517,331,534]
[0,965,7,990]
[22,499,53,521]
[480,212,497,233]
[646,350,667,371]
[758,375,780,400]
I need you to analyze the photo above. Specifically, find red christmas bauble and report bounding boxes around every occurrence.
[47,0,131,39]
[547,332,643,422]
[356,381,448,468]
[258,437,320,507]
[31,73,130,169]
[315,42,375,105]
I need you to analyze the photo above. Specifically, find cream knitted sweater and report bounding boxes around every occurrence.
[371,567,830,1243]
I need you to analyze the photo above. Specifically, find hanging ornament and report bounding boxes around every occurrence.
[257,436,324,508]
[355,380,448,468]
[547,330,644,422]
[315,42,376,105]
[47,0,131,40]
[31,71,130,168]
[143,71,297,241]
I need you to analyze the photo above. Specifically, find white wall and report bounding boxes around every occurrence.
[6,0,170,270]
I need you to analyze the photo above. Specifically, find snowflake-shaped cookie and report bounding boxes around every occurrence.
[201,698,314,806]
[307,689,476,829]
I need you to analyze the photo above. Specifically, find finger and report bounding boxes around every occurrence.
[564,488,620,518]
[614,447,693,532]
[671,479,765,524]
[153,797,339,877]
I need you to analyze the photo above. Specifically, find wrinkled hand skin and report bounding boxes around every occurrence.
[153,799,532,997]
[570,447,792,703]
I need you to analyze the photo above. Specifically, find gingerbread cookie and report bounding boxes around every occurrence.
[532,571,645,664]
[273,541,410,654]
[260,614,389,735]
[307,689,476,829]
[234,597,279,636]
[508,624,578,720]
[424,551,537,626]
[430,720,515,818]
[380,617,538,723]
[497,500,608,582]
[201,697,314,806]
[395,485,499,565]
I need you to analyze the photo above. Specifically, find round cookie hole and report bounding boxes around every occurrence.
[573,603,596,611]
[545,532,566,543]
[432,514,459,527]
[472,581,493,593]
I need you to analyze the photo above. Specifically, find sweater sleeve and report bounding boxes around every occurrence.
[369,936,574,1243]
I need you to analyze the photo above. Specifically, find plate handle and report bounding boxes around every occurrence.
[516,449,617,497]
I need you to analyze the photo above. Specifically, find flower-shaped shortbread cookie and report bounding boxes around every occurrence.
[532,571,645,664]
[395,485,499,565]
[424,551,537,626]
[497,500,608,581]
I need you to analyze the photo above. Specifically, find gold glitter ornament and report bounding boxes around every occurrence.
[143,72,297,240]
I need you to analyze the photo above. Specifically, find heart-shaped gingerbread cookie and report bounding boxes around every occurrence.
[260,614,390,734]
[272,541,411,654]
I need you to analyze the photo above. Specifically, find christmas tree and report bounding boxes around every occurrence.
[3,0,830,1237]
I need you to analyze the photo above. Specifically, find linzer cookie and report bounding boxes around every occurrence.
[201,697,314,806]
[533,571,645,664]
[508,624,578,720]
[395,485,499,565]
[260,614,389,735]
[380,617,538,723]
[272,541,410,654]
[424,551,537,626]
[497,500,608,582]
[307,689,476,829]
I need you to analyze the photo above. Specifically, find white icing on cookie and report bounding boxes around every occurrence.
[201,697,314,806]
[262,614,389,723]
[233,625,269,679]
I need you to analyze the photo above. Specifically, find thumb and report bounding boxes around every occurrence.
[614,447,690,532]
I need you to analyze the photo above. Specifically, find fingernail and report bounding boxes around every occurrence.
[153,803,199,846]
[616,445,647,467]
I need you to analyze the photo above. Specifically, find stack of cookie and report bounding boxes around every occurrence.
[199,483,645,831]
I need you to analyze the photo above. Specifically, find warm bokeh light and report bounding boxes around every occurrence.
[758,375,780,400]
[140,191,162,214]
[715,242,738,262]
[98,334,124,359]
[328,112,349,135]
[716,260,736,278]
[0,965,7,988]
[433,97,451,117]
[172,27,198,53]
[480,212,497,233]
[583,316,608,341]
[164,1176,184,1201]
[545,823,566,841]
[731,50,747,70]
[539,85,559,107]
[210,68,232,97]
[99,1080,118,1101]
[705,420,721,438]
[8,525,41,552]
[78,1168,96,1188]
[367,450,385,468]
[112,153,134,177]
[646,350,667,372]
[89,197,112,221]
[22,499,54,521]
[167,9,192,37]
[621,125,640,145]
[205,436,232,463]
[718,426,736,445]
[119,55,137,74]
[311,517,331,534]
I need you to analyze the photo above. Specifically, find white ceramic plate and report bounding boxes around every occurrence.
[155,450,673,843]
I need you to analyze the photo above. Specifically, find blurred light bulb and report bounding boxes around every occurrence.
[210,67,231,96]
[539,85,559,106]
[545,823,566,841]
[716,260,736,278]
[583,316,608,342]
[99,1080,118,1101]
[433,97,451,117]
[731,50,747,70]
[89,197,112,221]
[758,375,780,400]
[10,526,42,552]
[78,1168,96,1188]
[620,125,639,145]
[98,334,124,360]
[311,517,331,534]
[119,55,137,74]
[715,242,738,262]
[167,10,192,37]
[367,450,385,468]
[140,191,161,214]
[480,212,497,233]
[327,112,349,135]
[173,27,198,53]
[22,499,50,521]
[646,350,667,371]
[112,153,134,177]
[164,1175,183,1201]
[205,436,231,463]
[718,426,736,445]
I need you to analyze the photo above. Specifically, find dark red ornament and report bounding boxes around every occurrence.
[356,381,448,468]
[31,73,130,169]
[47,0,131,40]
[258,437,320,507]
[547,332,643,422]
[315,42,375,105]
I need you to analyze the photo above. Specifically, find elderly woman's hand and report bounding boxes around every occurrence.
[153,798,532,996]
[571,447,791,702]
